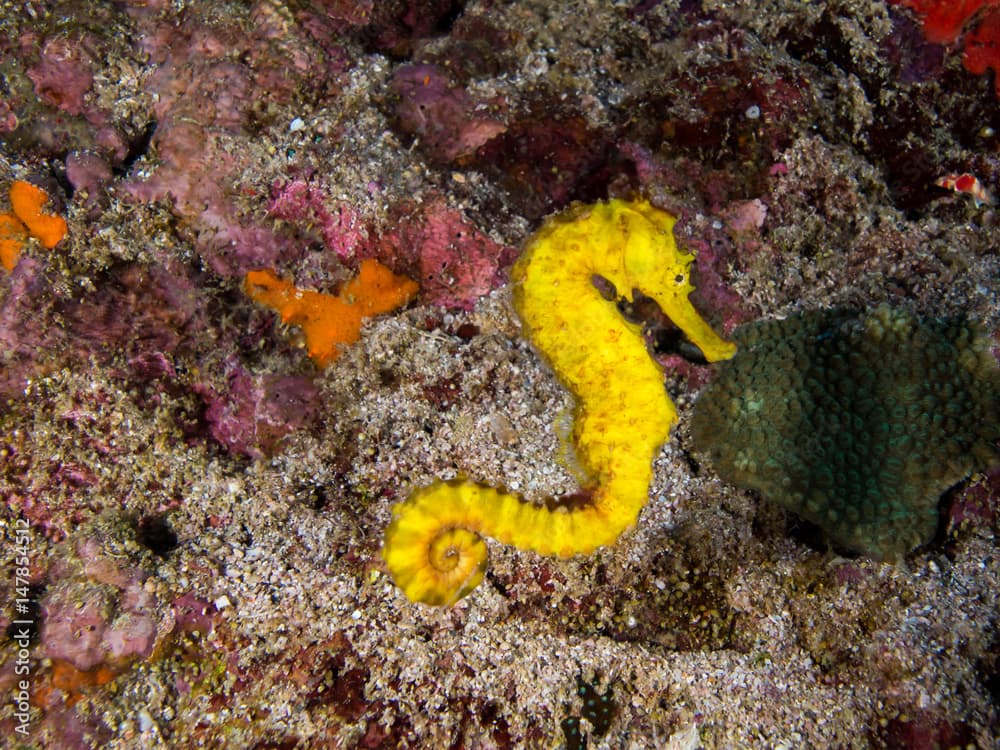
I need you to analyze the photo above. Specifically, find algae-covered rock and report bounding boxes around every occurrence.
[691,305,1000,558]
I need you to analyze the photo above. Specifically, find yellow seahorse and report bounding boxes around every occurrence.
[382,199,736,605]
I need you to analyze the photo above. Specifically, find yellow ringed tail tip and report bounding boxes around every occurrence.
[382,198,736,605]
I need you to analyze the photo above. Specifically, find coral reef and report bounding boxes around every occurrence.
[383,199,734,605]
[27,512,179,730]
[691,305,1000,558]
[266,180,370,262]
[40,531,169,674]
[1,0,999,746]
[390,63,506,164]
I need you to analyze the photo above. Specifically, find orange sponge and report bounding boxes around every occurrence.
[10,180,67,249]
[0,212,27,272]
[0,180,67,272]
[245,258,419,367]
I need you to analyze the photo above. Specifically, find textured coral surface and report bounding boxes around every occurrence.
[1,0,999,748]
[691,305,1000,558]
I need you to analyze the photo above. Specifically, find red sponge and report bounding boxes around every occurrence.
[892,0,1000,95]
[963,8,1000,96]
[893,0,993,43]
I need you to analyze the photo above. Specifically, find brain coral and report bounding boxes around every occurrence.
[690,305,1000,558]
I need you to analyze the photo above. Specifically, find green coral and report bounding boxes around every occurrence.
[690,305,1000,558]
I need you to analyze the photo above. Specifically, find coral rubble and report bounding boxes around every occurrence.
[691,305,1000,558]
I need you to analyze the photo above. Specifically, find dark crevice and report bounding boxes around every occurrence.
[136,513,179,557]
[114,120,157,178]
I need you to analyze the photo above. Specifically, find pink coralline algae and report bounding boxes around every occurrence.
[389,62,631,219]
[65,151,114,205]
[171,594,219,636]
[124,113,300,278]
[0,99,16,136]
[378,197,516,309]
[721,199,769,236]
[62,261,201,370]
[1,5,138,164]
[268,180,370,262]
[26,36,95,117]
[0,257,59,400]
[0,255,208,405]
[391,63,506,164]
[196,363,320,459]
[42,583,156,670]
[123,142,237,267]
[121,7,351,276]
[40,536,170,673]
[681,232,757,336]
[945,467,1000,530]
